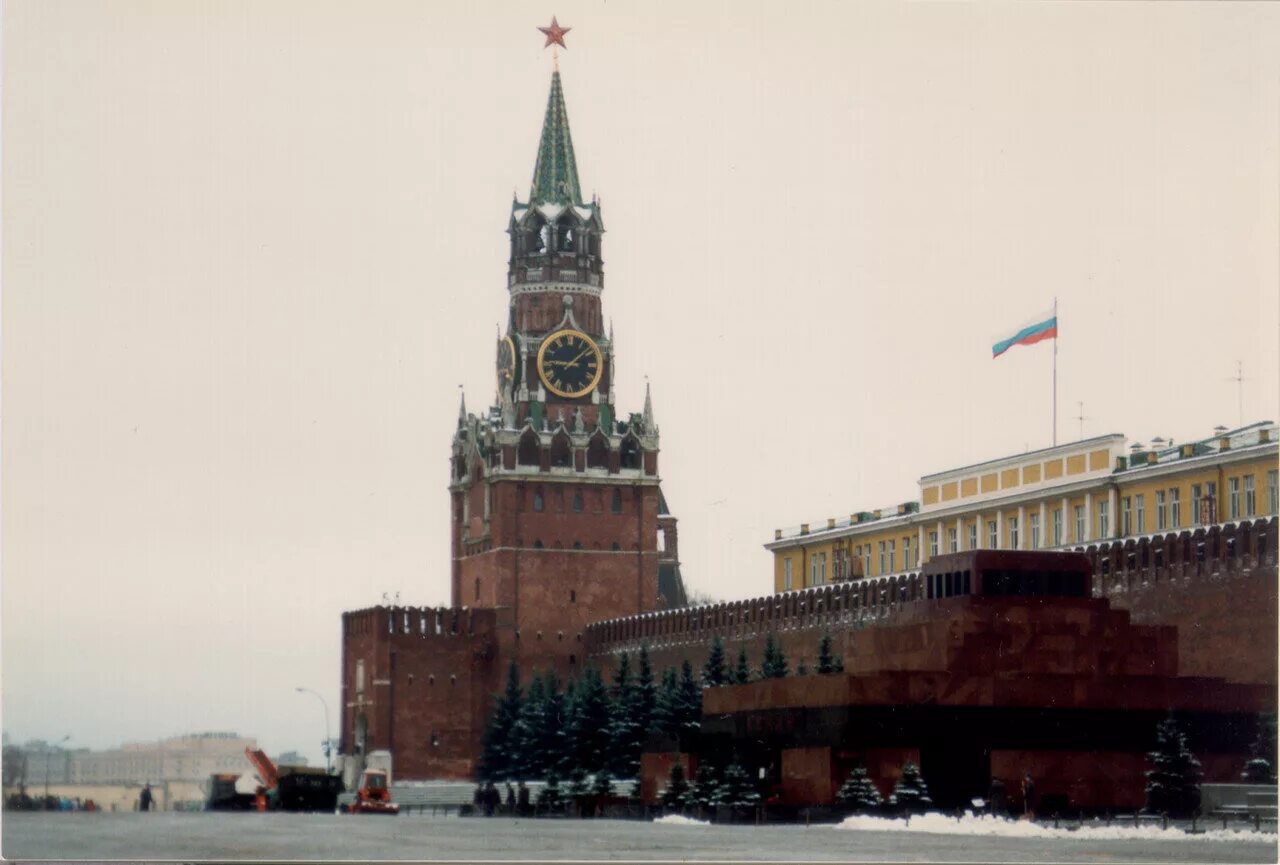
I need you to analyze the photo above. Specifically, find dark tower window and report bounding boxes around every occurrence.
[573,541,582,550]
[474,578,480,602]
[611,542,621,551]
[550,431,573,468]
[556,220,574,253]
[587,431,609,469]
[534,491,545,512]
[533,540,544,549]
[620,435,641,470]
[570,590,576,603]
[573,492,584,512]
[518,429,540,466]
[611,489,623,514]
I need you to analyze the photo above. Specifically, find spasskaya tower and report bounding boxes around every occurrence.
[448,34,685,679]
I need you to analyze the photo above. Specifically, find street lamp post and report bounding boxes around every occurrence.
[45,735,70,803]
[295,687,332,774]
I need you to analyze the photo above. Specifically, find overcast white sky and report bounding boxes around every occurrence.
[4,1,1278,764]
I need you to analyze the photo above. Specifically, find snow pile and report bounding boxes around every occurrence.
[834,813,1277,843]
[653,814,710,827]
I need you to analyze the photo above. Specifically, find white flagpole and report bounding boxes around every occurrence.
[1052,296,1058,447]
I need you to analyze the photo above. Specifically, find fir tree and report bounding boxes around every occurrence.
[479,659,522,781]
[591,769,614,799]
[539,671,570,778]
[511,672,546,779]
[609,654,643,777]
[889,763,932,814]
[537,774,564,812]
[835,765,883,812]
[567,766,590,803]
[654,667,680,739]
[1144,715,1203,817]
[559,676,581,777]
[1243,713,1277,783]
[817,631,842,675]
[660,762,690,809]
[716,763,761,807]
[761,633,789,679]
[688,763,721,811]
[574,666,613,775]
[733,648,751,684]
[636,647,658,738]
[703,636,729,687]
[675,660,704,742]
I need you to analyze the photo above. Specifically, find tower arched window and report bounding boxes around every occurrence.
[533,491,545,512]
[573,492,584,512]
[550,431,573,468]
[620,434,641,470]
[518,429,540,466]
[587,431,609,469]
[611,489,623,514]
[533,540,544,549]
[573,541,582,550]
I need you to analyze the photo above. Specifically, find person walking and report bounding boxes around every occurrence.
[1021,773,1036,820]
[139,783,153,813]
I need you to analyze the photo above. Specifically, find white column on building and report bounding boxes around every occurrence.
[1108,486,1119,541]
[995,509,1003,548]
[1084,492,1093,542]
[1039,501,1047,549]
[936,520,944,557]
[955,517,963,553]
[917,524,925,567]
[1061,497,1069,545]
[974,513,982,549]
[1017,505,1026,549]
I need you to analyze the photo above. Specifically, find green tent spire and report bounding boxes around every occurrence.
[529,70,584,206]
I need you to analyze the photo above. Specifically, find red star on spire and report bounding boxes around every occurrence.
[538,16,571,49]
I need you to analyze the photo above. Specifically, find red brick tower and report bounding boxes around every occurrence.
[339,54,685,784]
[449,66,677,680]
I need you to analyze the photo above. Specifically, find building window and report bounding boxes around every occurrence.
[783,558,793,591]
[1051,510,1061,546]
[1244,475,1256,517]
[1122,497,1132,536]
[864,548,871,577]
[573,492,584,512]
[1269,470,1278,515]
[988,520,999,549]
[967,523,977,551]
[1135,495,1145,533]
[1204,481,1217,523]
[887,540,896,572]
[1189,484,1201,525]
[1229,477,1240,520]
[818,553,827,584]
[879,541,888,574]
[611,489,622,514]
[533,491,544,512]
[1169,488,1181,528]
[1097,500,1109,539]
[1074,505,1084,543]
[1155,490,1166,531]
[942,529,953,553]
[356,659,365,695]
[1030,513,1041,548]
[1008,517,1019,550]
[903,537,913,569]
[927,533,937,559]
[474,578,480,601]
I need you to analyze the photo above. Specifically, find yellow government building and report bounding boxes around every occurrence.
[767,420,1279,592]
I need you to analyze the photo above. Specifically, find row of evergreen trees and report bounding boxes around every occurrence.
[479,650,702,782]
[479,632,848,782]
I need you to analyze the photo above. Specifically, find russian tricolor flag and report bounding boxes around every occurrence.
[992,310,1058,358]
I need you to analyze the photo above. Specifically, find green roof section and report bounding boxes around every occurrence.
[529,71,584,206]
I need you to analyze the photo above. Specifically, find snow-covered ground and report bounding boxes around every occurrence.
[835,812,1277,843]
[653,814,711,826]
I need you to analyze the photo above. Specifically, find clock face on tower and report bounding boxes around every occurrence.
[497,335,517,391]
[536,328,603,399]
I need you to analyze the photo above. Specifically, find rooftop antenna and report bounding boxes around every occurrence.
[1074,401,1090,441]
[1226,361,1247,428]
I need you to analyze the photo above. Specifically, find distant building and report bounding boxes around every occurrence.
[274,751,308,767]
[68,732,257,785]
